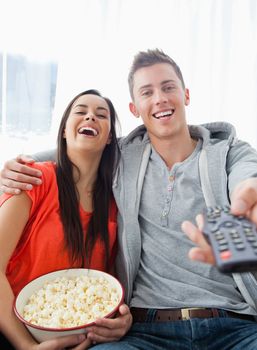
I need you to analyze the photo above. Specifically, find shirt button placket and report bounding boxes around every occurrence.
[161,174,175,226]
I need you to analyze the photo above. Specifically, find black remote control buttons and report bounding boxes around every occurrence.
[203,206,257,273]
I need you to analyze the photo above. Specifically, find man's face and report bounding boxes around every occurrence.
[129,63,190,144]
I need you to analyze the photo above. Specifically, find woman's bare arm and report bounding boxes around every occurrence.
[0,194,91,350]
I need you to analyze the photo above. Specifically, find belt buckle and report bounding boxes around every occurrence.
[181,308,202,320]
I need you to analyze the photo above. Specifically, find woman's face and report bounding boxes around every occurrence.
[64,94,112,156]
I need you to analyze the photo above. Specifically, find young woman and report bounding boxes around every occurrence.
[0,90,131,350]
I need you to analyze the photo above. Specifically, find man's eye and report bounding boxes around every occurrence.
[75,111,85,115]
[164,85,174,92]
[142,90,151,96]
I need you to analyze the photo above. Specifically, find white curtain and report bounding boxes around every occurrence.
[52,0,257,149]
[1,0,257,160]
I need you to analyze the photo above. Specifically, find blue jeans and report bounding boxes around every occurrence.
[91,310,257,350]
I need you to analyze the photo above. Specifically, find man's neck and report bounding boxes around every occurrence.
[151,134,198,170]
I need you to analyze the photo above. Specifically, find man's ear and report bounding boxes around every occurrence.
[184,88,190,106]
[129,102,140,118]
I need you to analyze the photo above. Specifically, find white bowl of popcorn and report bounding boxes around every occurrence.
[14,268,124,342]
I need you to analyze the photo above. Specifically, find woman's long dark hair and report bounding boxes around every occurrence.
[56,89,120,270]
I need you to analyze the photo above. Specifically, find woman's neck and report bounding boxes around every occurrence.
[68,151,101,211]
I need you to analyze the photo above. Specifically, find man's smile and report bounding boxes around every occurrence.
[152,109,175,119]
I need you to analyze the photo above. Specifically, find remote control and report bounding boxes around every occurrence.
[202,205,257,273]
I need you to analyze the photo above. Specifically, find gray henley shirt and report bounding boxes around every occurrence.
[130,140,257,315]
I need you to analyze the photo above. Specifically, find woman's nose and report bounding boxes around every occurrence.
[84,114,95,121]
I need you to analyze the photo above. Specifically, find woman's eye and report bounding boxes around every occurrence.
[97,114,107,119]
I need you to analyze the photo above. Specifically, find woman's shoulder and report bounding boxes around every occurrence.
[27,162,57,198]
[31,161,56,181]
[0,162,57,207]
[31,161,56,172]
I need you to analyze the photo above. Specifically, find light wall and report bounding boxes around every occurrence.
[0,0,256,168]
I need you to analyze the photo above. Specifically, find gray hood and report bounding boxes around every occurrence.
[119,121,238,149]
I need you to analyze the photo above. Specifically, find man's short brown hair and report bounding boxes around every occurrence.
[128,48,185,99]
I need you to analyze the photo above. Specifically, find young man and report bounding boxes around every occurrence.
[2,49,257,349]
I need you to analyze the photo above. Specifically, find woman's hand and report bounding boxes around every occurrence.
[85,304,132,345]
[0,155,42,194]
[30,334,91,350]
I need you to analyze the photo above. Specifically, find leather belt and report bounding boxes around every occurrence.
[131,307,255,323]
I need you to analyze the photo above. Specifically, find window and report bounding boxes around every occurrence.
[3,53,57,135]
[0,53,58,166]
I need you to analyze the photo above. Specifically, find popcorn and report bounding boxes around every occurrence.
[22,275,120,328]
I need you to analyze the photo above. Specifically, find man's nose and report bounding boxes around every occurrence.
[153,90,168,104]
